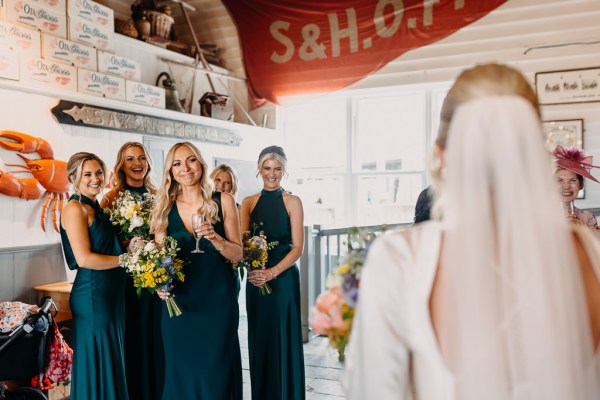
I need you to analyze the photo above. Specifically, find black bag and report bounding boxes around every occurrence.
[0,302,52,381]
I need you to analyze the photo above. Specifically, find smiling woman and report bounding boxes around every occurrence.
[149,141,243,400]
[101,141,157,209]
[59,152,140,400]
[240,145,306,400]
[99,141,164,400]
[553,146,600,229]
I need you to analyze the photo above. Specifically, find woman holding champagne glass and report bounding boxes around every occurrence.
[553,146,599,228]
[150,142,243,399]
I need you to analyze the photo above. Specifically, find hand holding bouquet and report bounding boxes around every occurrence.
[120,236,185,317]
[311,227,374,361]
[104,190,154,241]
[234,222,278,296]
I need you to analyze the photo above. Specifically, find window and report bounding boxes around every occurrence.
[283,84,449,228]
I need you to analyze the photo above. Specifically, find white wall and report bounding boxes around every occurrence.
[0,87,280,249]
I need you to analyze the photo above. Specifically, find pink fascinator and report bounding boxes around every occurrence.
[553,146,600,183]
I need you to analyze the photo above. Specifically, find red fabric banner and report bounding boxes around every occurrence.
[223,0,507,105]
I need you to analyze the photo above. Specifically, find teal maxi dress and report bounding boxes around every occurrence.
[246,188,306,400]
[161,192,242,400]
[59,194,128,400]
[120,183,165,400]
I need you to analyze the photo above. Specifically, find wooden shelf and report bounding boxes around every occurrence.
[34,281,73,323]
[0,32,271,137]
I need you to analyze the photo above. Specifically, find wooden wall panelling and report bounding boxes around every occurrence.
[0,253,15,302]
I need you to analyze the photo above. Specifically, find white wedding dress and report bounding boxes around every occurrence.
[344,221,600,400]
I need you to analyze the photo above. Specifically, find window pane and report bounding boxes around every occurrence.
[286,176,345,228]
[354,92,426,172]
[284,98,347,172]
[355,174,423,225]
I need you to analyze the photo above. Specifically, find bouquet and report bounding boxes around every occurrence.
[311,227,375,361]
[234,222,278,296]
[104,190,155,241]
[120,236,185,317]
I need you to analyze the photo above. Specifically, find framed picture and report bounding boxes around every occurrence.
[535,67,600,105]
[543,119,585,198]
[542,119,584,152]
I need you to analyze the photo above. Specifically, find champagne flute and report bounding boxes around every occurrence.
[191,214,205,253]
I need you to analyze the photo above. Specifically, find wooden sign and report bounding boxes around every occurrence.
[51,100,243,146]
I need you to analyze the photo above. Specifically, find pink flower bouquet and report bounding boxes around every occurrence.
[311,227,374,362]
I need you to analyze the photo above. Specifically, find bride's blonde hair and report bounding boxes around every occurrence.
[434,64,597,398]
[430,64,540,218]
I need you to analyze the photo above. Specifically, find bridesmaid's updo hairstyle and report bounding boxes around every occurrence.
[67,152,107,194]
[257,145,287,177]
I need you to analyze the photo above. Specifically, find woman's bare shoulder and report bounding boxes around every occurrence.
[62,199,88,221]
[242,193,261,204]
[282,191,302,205]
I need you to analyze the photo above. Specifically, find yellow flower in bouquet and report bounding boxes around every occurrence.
[104,190,154,241]
[120,236,185,317]
[234,222,278,296]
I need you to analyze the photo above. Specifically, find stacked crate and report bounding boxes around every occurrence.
[0,0,165,109]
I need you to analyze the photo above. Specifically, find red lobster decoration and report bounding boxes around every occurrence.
[0,131,69,232]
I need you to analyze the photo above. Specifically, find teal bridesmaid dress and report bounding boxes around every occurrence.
[120,183,165,400]
[246,188,306,400]
[160,192,242,400]
[60,194,128,400]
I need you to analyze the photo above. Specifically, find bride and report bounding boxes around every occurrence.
[344,64,600,399]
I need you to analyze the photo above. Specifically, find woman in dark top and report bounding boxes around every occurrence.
[101,142,164,400]
[210,163,244,294]
[101,141,157,207]
[413,185,433,224]
[152,142,243,400]
[241,145,306,400]
[60,152,140,400]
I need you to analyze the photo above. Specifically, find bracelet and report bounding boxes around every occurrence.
[216,238,226,253]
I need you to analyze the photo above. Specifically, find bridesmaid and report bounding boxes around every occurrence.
[241,145,306,400]
[210,163,244,294]
[100,142,164,400]
[151,142,243,399]
[209,163,240,204]
[60,152,140,400]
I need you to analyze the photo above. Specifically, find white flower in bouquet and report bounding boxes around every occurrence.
[144,240,156,252]
[104,191,155,241]
[129,216,145,231]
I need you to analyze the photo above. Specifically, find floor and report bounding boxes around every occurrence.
[238,283,346,400]
[47,282,346,400]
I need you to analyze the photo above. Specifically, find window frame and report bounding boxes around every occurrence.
[282,81,451,227]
